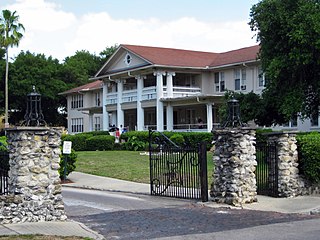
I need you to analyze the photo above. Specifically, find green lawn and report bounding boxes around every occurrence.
[75,150,214,185]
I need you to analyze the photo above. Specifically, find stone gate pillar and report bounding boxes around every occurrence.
[267,132,303,197]
[210,128,257,206]
[0,127,67,224]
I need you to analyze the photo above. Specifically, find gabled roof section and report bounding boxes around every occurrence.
[122,44,219,68]
[211,45,260,67]
[59,80,102,95]
[93,44,260,79]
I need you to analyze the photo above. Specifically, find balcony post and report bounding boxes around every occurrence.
[166,72,175,98]
[136,75,145,131]
[154,71,166,131]
[102,82,109,131]
[206,103,213,132]
[116,80,124,128]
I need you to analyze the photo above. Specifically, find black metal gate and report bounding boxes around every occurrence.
[149,130,208,202]
[0,151,9,195]
[255,142,279,197]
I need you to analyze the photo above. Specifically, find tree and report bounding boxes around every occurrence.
[9,51,68,126]
[0,9,25,127]
[99,44,118,63]
[249,0,320,126]
[62,50,103,87]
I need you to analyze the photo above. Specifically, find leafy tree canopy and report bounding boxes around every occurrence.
[9,51,68,125]
[249,0,320,126]
[62,50,103,87]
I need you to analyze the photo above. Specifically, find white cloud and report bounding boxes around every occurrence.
[4,0,257,62]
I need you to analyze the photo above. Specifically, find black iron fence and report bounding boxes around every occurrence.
[149,130,208,202]
[255,142,279,197]
[0,151,9,195]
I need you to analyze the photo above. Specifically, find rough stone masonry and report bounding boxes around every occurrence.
[0,127,67,224]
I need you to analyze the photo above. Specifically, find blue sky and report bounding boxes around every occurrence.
[2,0,259,61]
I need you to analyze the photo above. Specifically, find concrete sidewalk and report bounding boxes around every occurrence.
[1,171,319,239]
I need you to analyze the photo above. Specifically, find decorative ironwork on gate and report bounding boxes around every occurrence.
[255,141,279,197]
[0,150,9,195]
[149,130,208,202]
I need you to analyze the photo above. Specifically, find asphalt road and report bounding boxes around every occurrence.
[62,187,320,240]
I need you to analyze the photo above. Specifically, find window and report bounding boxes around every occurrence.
[214,72,225,92]
[282,115,297,128]
[258,67,266,87]
[311,112,319,127]
[94,117,101,131]
[71,118,83,133]
[234,69,246,91]
[71,94,83,109]
[124,53,132,65]
[95,92,101,106]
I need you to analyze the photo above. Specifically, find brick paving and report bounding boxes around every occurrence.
[70,203,320,240]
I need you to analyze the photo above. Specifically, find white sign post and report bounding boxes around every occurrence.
[63,141,72,154]
[62,141,72,181]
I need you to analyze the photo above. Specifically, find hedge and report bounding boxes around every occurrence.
[86,135,115,151]
[296,132,320,183]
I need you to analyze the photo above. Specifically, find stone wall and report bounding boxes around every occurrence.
[0,127,67,224]
[266,132,319,197]
[210,128,257,206]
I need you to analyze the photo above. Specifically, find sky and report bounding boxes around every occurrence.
[1,0,260,62]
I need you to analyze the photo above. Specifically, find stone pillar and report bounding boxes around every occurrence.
[0,127,67,224]
[210,128,257,206]
[267,132,303,197]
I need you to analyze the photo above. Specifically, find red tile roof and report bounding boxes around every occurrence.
[122,44,219,68]
[59,80,102,95]
[122,44,260,68]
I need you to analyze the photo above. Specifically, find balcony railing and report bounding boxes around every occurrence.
[142,86,157,100]
[122,90,138,103]
[106,92,117,105]
[106,85,202,105]
[163,86,201,98]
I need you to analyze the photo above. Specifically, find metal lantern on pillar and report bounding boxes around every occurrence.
[22,86,46,126]
[223,98,243,128]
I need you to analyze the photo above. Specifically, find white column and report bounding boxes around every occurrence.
[89,113,93,132]
[111,113,117,127]
[166,72,175,98]
[117,80,124,128]
[154,71,165,131]
[206,103,213,132]
[102,82,109,130]
[136,75,145,131]
[166,104,173,131]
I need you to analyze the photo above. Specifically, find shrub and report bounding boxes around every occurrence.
[121,131,149,143]
[63,133,93,151]
[86,135,115,151]
[123,135,147,151]
[92,131,110,136]
[296,132,320,183]
[0,136,8,152]
[59,148,77,179]
[169,133,184,146]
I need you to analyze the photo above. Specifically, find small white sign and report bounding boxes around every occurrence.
[63,141,72,154]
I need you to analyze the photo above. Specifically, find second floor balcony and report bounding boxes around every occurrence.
[106,85,202,105]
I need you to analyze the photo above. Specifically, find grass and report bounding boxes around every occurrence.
[75,150,214,185]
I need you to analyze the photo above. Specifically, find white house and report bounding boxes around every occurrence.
[60,80,103,133]
[61,44,320,133]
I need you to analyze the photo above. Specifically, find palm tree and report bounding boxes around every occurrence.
[0,10,25,128]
